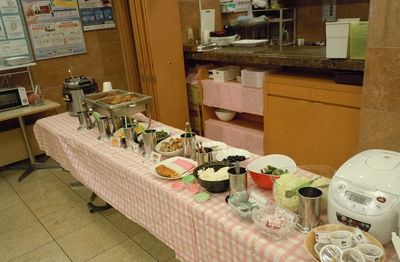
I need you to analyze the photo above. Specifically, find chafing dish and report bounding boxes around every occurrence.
[83,89,152,131]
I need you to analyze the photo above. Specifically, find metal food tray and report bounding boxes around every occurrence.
[83,89,152,129]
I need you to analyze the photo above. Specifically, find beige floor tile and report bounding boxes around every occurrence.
[105,211,145,237]
[0,187,23,212]
[10,241,71,262]
[24,187,84,218]
[51,169,79,185]
[40,204,103,239]
[2,169,47,186]
[88,239,157,262]
[132,231,176,262]
[0,203,36,235]
[0,174,11,191]
[57,217,128,262]
[70,184,95,202]
[11,171,68,201]
[0,220,53,261]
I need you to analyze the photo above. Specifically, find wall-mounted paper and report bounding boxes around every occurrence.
[21,0,87,60]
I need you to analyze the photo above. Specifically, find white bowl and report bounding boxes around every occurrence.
[155,135,183,157]
[215,108,236,121]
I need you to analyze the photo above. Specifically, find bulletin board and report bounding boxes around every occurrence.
[0,0,34,60]
[21,0,87,60]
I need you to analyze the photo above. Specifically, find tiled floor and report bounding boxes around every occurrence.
[0,164,181,262]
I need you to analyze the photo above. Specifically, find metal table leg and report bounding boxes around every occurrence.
[17,116,60,182]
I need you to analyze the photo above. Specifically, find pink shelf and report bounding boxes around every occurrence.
[201,79,264,116]
[204,118,264,155]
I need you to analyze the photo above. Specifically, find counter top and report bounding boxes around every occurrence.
[184,46,364,71]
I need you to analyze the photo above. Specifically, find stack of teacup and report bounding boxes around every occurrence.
[315,228,384,262]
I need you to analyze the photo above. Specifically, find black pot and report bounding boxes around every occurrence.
[193,162,233,193]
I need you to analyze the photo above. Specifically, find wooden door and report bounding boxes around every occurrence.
[127,0,189,129]
[266,95,312,165]
[309,102,360,169]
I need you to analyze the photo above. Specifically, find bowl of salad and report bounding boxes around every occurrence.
[247,154,296,190]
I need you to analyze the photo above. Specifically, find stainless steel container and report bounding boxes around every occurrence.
[228,167,247,202]
[63,76,97,116]
[83,90,152,131]
[297,186,322,233]
[77,111,94,131]
[195,147,213,165]
[180,133,196,160]
[96,116,111,141]
[123,124,135,149]
[142,129,156,158]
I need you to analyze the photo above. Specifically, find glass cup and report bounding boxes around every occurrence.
[142,129,156,158]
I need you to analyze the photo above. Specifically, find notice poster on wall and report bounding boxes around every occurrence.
[21,0,87,60]
[0,0,32,60]
[78,0,115,31]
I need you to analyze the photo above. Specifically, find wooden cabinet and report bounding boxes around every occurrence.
[265,72,361,169]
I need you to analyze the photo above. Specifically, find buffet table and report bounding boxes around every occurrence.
[33,113,397,262]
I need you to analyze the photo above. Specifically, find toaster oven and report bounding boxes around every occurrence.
[0,86,29,112]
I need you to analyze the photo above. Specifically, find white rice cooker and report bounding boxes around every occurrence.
[328,149,400,245]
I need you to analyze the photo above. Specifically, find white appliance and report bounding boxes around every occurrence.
[209,66,240,82]
[328,149,400,244]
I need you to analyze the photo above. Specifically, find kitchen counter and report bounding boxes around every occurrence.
[184,46,364,71]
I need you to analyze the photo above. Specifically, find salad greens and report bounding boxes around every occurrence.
[262,165,289,176]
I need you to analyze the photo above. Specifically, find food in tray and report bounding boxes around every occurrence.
[198,167,230,181]
[261,165,289,176]
[159,137,182,152]
[155,165,180,178]
[222,155,246,163]
[103,94,137,105]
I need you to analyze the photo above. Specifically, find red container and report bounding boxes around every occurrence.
[248,171,279,190]
[247,155,296,190]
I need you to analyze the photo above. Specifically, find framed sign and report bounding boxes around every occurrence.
[21,0,87,60]
[0,0,33,60]
[78,0,115,31]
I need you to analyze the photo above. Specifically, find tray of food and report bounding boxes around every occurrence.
[150,157,197,180]
[84,90,129,101]
[83,89,152,130]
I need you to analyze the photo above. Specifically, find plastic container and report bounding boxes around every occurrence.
[349,21,368,60]
[272,165,333,213]
[252,203,298,241]
[241,68,268,88]
[228,195,259,221]
[326,22,350,59]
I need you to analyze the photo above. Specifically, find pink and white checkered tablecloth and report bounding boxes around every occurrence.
[33,113,398,262]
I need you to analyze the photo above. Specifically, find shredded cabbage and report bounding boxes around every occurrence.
[273,174,329,212]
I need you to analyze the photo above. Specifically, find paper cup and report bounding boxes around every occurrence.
[103,81,113,92]
[329,230,353,249]
[358,244,384,262]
